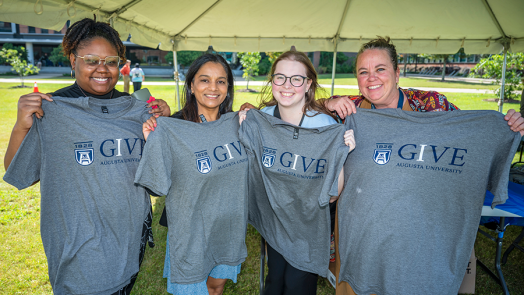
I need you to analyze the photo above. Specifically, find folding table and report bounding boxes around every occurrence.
[478,181,524,295]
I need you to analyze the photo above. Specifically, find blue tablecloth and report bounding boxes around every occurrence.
[482,182,524,226]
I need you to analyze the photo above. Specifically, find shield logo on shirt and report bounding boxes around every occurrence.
[75,148,94,166]
[373,149,391,165]
[262,147,277,168]
[196,156,212,174]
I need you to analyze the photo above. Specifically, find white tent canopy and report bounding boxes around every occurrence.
[1,0,523,54]
[1,0,523,110]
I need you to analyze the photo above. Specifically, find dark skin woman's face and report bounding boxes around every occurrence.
[69,37,120,95]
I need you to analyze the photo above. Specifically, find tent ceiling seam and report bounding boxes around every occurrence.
[44,0,171,39]
[334,0,352,42]
[481,0,507,39]
[108,0,143,18]
[173,0,222,38]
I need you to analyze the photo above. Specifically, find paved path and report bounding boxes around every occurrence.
[0,77,498,94]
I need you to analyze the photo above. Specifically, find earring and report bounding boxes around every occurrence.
[71,69,75,78]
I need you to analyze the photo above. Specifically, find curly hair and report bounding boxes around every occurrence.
[62,18,126,62]
[356,36,398,71]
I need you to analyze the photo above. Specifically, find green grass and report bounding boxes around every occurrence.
[0,82,523,294]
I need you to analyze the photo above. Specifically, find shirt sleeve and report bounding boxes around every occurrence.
[487,124,521,208]
[3,116,42,190]
[134,123,172,196]
[238,111,258,155]
[319,125,350,206]
[406,89,460,112]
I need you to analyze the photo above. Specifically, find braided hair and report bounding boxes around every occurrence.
[62,18,126,62]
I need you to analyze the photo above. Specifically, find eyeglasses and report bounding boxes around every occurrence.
[75,55,121,68]
[271,74,308,87]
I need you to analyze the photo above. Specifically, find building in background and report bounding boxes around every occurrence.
[0,21,172,68]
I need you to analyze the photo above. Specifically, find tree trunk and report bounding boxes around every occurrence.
[441,55,447,82]
[20,73,24,87]
[246,77,249,90]
[403,53,407,77]
[414,54,418,72]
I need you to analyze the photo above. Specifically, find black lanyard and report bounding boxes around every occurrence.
[371,88,404,109]
[274,105,305,139]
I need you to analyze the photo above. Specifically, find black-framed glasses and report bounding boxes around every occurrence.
[75,55,121,68]
[271,74,308,87]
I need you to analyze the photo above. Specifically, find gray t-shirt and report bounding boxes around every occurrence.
[3,96,152,294]
[134,112,248,284]
[338,108,521,295]
[238,110,349,276]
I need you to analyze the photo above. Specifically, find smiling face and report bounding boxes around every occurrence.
[271,59,312,110]
[70,37,120,95]
[356,48,400,108]
[190,62,228,115]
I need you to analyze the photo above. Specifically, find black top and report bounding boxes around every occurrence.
[49,82,129,99]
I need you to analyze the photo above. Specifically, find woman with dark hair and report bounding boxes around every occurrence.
[4,18,169,294]
[139,54,244,295]
[176,53,234,121]
[239,50,354,295]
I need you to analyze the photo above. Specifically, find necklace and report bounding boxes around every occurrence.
[77,83,114,99]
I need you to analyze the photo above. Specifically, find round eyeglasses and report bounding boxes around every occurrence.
[75,55,121,68]
[271,74,308,87]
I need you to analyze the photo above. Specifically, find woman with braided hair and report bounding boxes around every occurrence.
[3,18,170,294]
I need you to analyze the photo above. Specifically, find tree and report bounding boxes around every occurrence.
[470,53,524,100]
[0,47,40,87]
[165,51,203,67]
[419,54,450,81]
[266,52,282,64]
[0,43,28,65]
[238,52,261,89]
[49,45,70,67]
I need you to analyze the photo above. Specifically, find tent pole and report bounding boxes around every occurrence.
[173,50,181,111]
[331,39,338,97]
[498,47,508,113]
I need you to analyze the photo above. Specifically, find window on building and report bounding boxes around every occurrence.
[0,22,12,32]
[41,29,49,34]
[147,56,159,64]
[28,26,36,33]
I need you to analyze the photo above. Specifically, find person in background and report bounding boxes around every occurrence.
[120,59,131,93]
[130,63,145,92]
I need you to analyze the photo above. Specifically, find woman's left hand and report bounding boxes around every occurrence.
[505,109,524,136]
[344,129,356,152]
[148,99,171,117]
[239,109,249,125]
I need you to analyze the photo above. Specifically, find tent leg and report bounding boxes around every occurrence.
[498,47,508,113]
[173,50,181,111]
[331,46,338,97]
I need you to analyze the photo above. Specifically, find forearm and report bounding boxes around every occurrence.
[4,124,30,170]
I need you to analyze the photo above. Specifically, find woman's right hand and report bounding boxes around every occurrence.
[325,96,357,119]
[16,92,53,132]
[143,116,157,141]
[5,92,53,170]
